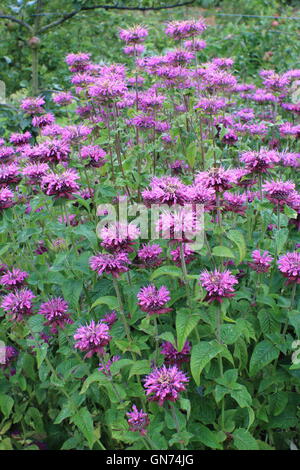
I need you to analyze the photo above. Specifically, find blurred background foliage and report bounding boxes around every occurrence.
[0,0,299,132]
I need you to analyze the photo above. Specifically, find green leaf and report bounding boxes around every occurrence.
[274,228,288,255]
[150,265,182,280]
[249,340,279,376]
[129,360,151,378]
[176,310,200,351]
[212,246,235,258]
[91,296,118,310]
[226,230,246,263]
[0,394,14,418]
[36,343,48,369]
[80,370,110,394]
[196,424,224,449]
[191,341,223,386]
[72,407,96,449]
[233,428,259,450]
[269,392,289,417]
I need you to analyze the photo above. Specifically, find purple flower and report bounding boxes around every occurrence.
[21,97,45,115]
[119,26,148,44]
[184,39,206,51]
[0,345,18,370]
[22,163,50,184]
[0,268,28,290]
[0,187,15,211]
[74,320,111,358]
[137,285,171,315]
[165,19,206,39]
[9,131,31,147]
[223,191,247,216]
[98,355,121,376]
[195,167,236,192]
[262,180,296,206]
[38,297,73,333]
[240,150,280,173]
[65,52,91,72]
[137,244,163,268]
[194,97,228,114]
[80,145,107,168]
[41,169,80,199]
[160,341,191,366]
[142,176,189,207]
[249,250,273,273]
[199,269,238,302]
[277,252,300,284]
[32,113,55,129]
[89,252,130,278]
[170,244,195,266]
[100,222,140,252]
[0,164,21,186]
[53,92,74,106]
[169,160,189,174]
[102,311,118,327]
[1,289,35,321]
[0,146,15,164]
[144,365,189,406]
[126,405,150,435]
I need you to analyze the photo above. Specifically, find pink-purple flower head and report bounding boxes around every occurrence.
[199,269,238,303]
[53,91,74,106]
[123,44,145,56]
[165,18,206,40]
[0,163,21,186]
[1,345,18,368]
[160,341,191,366]
[138,285,171,316]
[186,185,216,210]
[100,222,140,252]
[119,25,148,44]
[32,113,55,129]
[39,297,73,333]
[142,176,189,207]
[21,97,45,115]
[169,160,189,175]
[184,39,206,51]
[41,169,80,199]
[144,365,189,406]
[0,187,15,211]
[194,97,228,114]
[195,167,236,192]
[262,180,296,206]
[280,153,300,168]
[156,207,201,243]
[89,251,130,278]
[22,163,50,184]
[0,268,28,290]
[0,147,15,164]
[223,191,247,216]
[80,145,107,168]
[98,355,121,376]
[62,125,92,144]
[249,250,273,273]
[126,405,150,436]
[240,149,280,173]
[102,311,118,328]
[88,77,127,102]
[1,289,35,322]
[9,131,31,147]
[137,244,163,268]
[65,52,91,72]
[74,320,111,358]
[170,244,195,266]
[278,252,300,284]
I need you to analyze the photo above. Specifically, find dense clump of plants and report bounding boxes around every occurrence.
[0,16,299,450]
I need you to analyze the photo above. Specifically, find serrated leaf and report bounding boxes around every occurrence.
[249,340,279,376]
[91,296,118,310]
[176,310,200,351]
[233,428,259,450]
[191,341,223,386]
[212,246,235,258]
[226,230,246,263]
[150,265,182,280]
